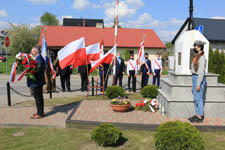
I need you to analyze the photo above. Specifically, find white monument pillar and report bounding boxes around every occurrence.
[174,30,209,74]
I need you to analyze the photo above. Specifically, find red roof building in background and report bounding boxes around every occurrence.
[38,26,166,50]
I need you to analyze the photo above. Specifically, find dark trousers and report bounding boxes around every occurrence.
[100,71,108,91]
[33,86,44,116]
[128,70,136,92]
[141,73,149,89]
[80,73,88,91]
[153,69,161,87]
[115,73,123,87]
[60,75,71,91]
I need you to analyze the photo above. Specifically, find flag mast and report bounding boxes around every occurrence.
[112,0,119,85]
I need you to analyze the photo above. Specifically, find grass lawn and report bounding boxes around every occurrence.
[0,127,224,150]
[0,56,14,74]
[14,93,143,107]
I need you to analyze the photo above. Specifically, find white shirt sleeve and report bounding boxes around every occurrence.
[127,61,130,75]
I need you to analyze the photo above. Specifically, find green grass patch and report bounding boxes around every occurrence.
[0,127,224,150]
[13,93,143,107]
[0,56,14,74]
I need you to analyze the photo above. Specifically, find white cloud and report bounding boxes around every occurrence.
[170,18,184,25]
[72,0,100,10]
[211,16,225,20]
[157,30,178,42]
[104,0,144,21]
[118,13,166,29]
[26,0,58,5]
[0,10,7,17]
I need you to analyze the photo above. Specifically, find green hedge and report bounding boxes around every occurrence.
[208,48,225,84]
[141,85,158,99]
[155,121,205,150]
[91,124,123,147]
[105,86,126,99]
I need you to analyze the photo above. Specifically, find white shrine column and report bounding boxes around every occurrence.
[174,30,209,74]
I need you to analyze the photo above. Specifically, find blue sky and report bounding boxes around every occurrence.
[0,0,225,41]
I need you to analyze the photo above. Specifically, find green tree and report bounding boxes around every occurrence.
[40,12,60,26]
[121,50,130,61]
[8,24,41,55]
[165,42,174,56]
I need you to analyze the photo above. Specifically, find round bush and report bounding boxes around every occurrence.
[141,85,158,98]
[105,86,126,99]
[155,121,205,150]
[91,124,123,147]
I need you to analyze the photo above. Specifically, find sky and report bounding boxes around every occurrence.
[0,0,225,42]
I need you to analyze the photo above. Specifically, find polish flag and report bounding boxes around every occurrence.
[58,37,86,69]
[137,41,145,65]
[89,45,116,73]
[86,43,100,64]
[99,38,104,58]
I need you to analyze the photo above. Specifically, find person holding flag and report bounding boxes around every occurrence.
[152,52,162,87]
[140,53,152,88]
[127,54,138,92]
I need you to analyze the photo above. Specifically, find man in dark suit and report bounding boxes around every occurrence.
[140,53,152,89]
[28,46,45,119]
[78,64,91,92]
[59,65,72,92]
[99,63,111,92]
[114,53,125,87]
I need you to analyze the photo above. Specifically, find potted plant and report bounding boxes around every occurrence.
[110,97,131,112]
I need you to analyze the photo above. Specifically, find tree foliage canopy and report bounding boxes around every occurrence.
[40,12,60,26]
[8,24,41,55]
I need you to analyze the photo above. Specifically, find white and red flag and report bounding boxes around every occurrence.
[89,45,116,73]
[99,38,104,58]
[58,37,86,69]
[136,41,145,65]
[86,43,100,64]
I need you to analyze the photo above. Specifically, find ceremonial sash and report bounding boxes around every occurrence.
[129,60,135,71]
[144,63,149,71]
[154,59,161,69]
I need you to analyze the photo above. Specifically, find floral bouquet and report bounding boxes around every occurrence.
[10,52,39,83]
[135,99,159,112]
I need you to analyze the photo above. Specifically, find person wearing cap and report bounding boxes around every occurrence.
[140,53,152,88]
[127,54,138,92]
[152,52,162,87]
[188,40,207,123]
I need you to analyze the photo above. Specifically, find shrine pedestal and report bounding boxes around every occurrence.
[158,71,225,118]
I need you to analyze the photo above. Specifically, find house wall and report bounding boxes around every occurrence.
[105,47,165,63]
[211,41,225,51]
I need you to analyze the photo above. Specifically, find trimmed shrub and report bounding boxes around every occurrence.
[105,86,126,99]
[155,121,205,150]
[91,124,123,147]
[141,85,158,99]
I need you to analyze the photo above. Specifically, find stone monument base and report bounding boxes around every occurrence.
[158,71,225,118]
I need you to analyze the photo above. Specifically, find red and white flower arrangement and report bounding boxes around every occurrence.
[135,99,159,112]
[10,52,39,83]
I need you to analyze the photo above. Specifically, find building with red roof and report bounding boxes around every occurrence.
[38,26,166,61]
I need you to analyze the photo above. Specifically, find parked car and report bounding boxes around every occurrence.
[0,55,6,62]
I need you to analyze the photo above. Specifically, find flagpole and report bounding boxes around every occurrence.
[140,34,146,89]
[112,0,119,85]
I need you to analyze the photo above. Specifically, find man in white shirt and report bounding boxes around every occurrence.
[127,54,138,92]
[152,52,162,87]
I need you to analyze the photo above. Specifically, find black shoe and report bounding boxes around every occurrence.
[190,117,204,123]
[62,89,65,92]
[68,89,71,92]
[188,115,198,121]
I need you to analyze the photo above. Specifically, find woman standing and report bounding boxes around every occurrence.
[188,40,207,123]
